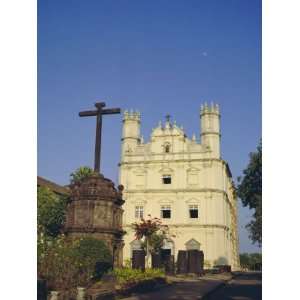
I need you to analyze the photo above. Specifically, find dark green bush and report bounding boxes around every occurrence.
[95,261,113,279]
[72,237,112,280]
[38,236,112,290]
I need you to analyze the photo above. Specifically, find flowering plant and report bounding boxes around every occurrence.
[131,215,170,267]
[131,216,166,239]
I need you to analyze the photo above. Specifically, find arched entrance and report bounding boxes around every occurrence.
[130,239,142,257]
[160,238,175,274]
[161,238,175,257]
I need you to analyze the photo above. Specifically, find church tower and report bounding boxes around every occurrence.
[121,110,140,156]
[200,103,221,159]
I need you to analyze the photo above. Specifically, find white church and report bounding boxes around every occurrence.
[118,103,240,270]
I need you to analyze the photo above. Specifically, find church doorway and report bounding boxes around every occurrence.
[161,248,171,260]
[160,239,175,274]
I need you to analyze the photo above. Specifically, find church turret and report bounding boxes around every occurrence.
[200,102,221,158]
[121,110,141,157]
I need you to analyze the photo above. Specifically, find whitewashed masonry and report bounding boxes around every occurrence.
[118,103,240,270]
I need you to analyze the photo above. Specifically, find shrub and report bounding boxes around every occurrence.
[70,166,95,184]
[111,267,165,286]
[71,237,112,281]
[38,235,78,290]
[38,236,112,290]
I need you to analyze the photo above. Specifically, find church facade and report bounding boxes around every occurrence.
[118,103,240,270]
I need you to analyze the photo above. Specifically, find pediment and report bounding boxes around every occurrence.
[133,167,147,174]
[187,167,200,172]
[158,167,174,174]
[130,239,142,250]
[185,238,201,250]
[185,198,200,204]
[131,198,147,205]
[158,198,174,204]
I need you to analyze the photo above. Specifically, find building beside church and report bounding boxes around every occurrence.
[119,103,240,270]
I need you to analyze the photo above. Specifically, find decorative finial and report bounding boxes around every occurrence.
[165,114,171,129]
[165,114,171,123]
[192,133,196,141]
[140,135,144,143]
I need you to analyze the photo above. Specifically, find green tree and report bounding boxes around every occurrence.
[37,187,68,237]
[239,253,250,269]
[70,166,95,184]
[239,252,262,270]
[237,140,262,246]
[148,232,166,254]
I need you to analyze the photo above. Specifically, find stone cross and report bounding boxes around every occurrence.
[79,102,121,173]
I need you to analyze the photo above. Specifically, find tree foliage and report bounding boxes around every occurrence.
[132,216,166,240]
[239,252,262,270]
[238,140,262,246]
[70,166,95,184]
[147,232,166,254]
[37,187,68,237]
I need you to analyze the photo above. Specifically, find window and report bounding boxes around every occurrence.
[189,205,198,218]
[162,175,171,184]
[135,206,144,219]
[161,205,171,218]
[165,144,170,153]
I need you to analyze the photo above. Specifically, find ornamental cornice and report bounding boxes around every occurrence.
[120,158,230,167]
[123,223,229,231]
[201,132,221,137]
[200,111,220,118]
[125,187,226,195]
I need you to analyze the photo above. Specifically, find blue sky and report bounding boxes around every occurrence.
[38,0,261,253]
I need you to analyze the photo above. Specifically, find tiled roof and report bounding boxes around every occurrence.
[37,176,70,195]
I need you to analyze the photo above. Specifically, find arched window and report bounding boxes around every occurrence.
[163,143,171,153]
